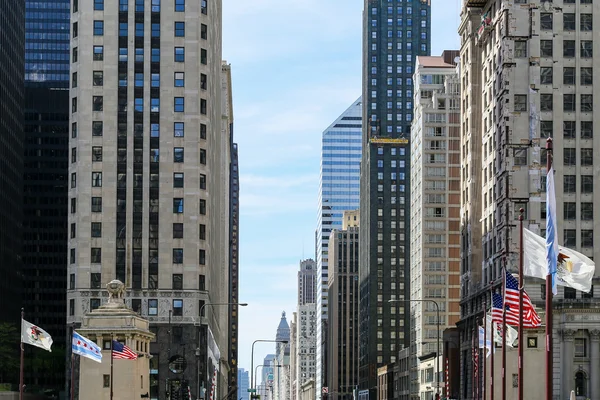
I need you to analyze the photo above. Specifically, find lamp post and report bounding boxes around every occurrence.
[197,302,248,400]
[389,299,440,400]
[250,340,288,392]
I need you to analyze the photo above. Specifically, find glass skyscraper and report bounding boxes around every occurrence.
[359,0,431,396]
[316,98,362,397]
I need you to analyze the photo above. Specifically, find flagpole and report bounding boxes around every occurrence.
[502,268,506,400]
[110,335,114,400]
[490,285,494,400]
[545,137,554,400]
[19,308,24,400]
[518,208,525,400]
[483,296,487,400]
[71,352,75,400]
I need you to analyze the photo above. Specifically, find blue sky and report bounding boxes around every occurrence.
[222,0,462,375]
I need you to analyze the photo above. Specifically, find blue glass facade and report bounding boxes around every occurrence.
[316,98,362,396]
[25,0,70,86]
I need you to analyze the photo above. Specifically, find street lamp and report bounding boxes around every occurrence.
[197,302,248,400]
[389,299,441,400]
[250,340,288,392]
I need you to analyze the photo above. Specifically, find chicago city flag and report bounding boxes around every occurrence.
[21,319,53,352]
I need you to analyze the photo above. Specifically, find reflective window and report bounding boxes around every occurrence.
[175,22,185,37]
[93,46,104,60]
[174,47,184,62]
[94,20,104,36]
[174,97,184,112]
[175,0,185,11]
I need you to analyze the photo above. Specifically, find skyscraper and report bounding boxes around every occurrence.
[458,1,600,399]
[0,0,25,325]
[66,1,235,399]
[315,97,362,397]
[22,0,71,391]
[298,259,316,306]
[359,0,431,395]
[274,312,291,400]
[238,368,250,400]
[410,52,460,399]
[327,213,360,400]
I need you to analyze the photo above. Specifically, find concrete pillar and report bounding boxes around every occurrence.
[561,329,576,400]
[590,330,600,399]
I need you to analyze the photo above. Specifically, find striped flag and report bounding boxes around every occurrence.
[209,366,218,400]
[504,270,541,327]
[112,340,138,360]
[72,332,102,363]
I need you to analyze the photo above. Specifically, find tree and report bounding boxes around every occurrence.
[0,323,20,384]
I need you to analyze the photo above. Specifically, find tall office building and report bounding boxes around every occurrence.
[66,1,235,399]
[292,305,317,400]
[0,0,25,326]
[327,212,360,400]
[238,368,250,400]
[22,0,71,391]
[274,312,291,400]
[409,52,460,400]
[298,259,317,306]
[316,98,362,398]
[458,1,600,399]
[229,121,241,395]
[359,0,431,396]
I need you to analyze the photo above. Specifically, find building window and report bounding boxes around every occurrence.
[173,198,184,213]
[574,338,587,356]
[151,0,160,12]
[575,371,587,397]
[201,0,207,14]
[564,229,576,247]
[174,147,184,163]
[92,96,103,112]
[70,223,76,238]
[174,72,184,87]
[564,175,576,193]
[514,41,527,58]
[92,147,103,162]
[540,13,553,29]
[173,274,183,290]
[92,172,103,187]
[580,14,592,31]
[581,121,593,139]
[173,299,183,316]
[73,22,78,38]
[91,273,102,289]
[175,0,185,11]
[200,99,207,115]
[151,98,160,112]
[581,95,593,112]
[581,41,592,58]
[175,22,185,37]
[564,148,576,166]
[200,74,207,90]
[94,20,104,35]
[540,94,553,111]
[91,222,102,238]
[173,223,183,238]
[581,68,593,85]
[119,0,128,11]
[199,249,206,265]
[563,121,575,139]
[562,66,573,85]
[91,248,102,263]
[175,47,185,62]
[200,174,206,190]
[71,173,76,188]
[174,173,184,188]
[564,202,576,220]
[92,197,102,212]
[70,248,75,264]
[90,298,101,311]
[581,203,593,220]
[70,274,75,290]
[582,230,593,247]
[564,94,575,112]
[92,121,103,136]
[540,121,553,138]
[151,73,160,88]
[540,67,552,85]
[200,149,206,165]
[199,274,206,290]
[540,40,552,57]
[201,23,207,39]
[199,224,206,240]
[148,299,158,316]
[69,299,75,316]
[563,13,575,30]
[72,97,77,113]
[200,199,206,215]
[173,248,183,264]
[200,124,207,139]
[201,48,207,64]
[174,97,184,112]
[151,23,160,37]
[174,122,184,137]
[72,72,77,88]
[513,148,527,166]
[514,95,527,111]
[564,40,575,57]
[151,48,160,62]
[581,148,593,166]
[71,198,76,213]
[131,299,141,313]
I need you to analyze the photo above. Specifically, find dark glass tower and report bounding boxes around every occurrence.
[358,0,431,395]
[0,0,26,326]
[22,0,70,392]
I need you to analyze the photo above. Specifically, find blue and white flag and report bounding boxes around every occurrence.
[72,332,102,363]
[546,167,558,295]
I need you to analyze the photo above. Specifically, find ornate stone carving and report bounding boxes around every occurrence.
[561,329,577,341]
[107,280,126,302]
[589,329,600,340]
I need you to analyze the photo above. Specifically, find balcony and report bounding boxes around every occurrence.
[465,0,486,7]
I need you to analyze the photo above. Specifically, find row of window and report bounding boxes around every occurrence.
[73,70,207,90]
[72,121,205,139]
[69,247,207,265]
[513,147,594,167]
[539,66,592,86]
[83,0,205,14]
[514,93,593,113]
[71,167,207,189]
[69,196,207,217]
[540,201,594,220]
[540,120,593,139]
[373,6,427,16]
[70,297,204,317]
[71,95,209,114]
[69,272,206,291]
[539,12,593,32]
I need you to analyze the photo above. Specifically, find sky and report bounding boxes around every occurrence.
[222,0,462,376]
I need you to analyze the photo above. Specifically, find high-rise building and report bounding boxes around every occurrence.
[66,1,235,399]
[292,304,317,400]
[359,0,431,396]
[0,0,25,326]
[229,119,240,395]
[327,214,360,400]
[274,312,291,400]
[298,259,316,306]
[315,97,362,398]
[22,0,71,391]
[458,1,600,399]
[409,52,460,400]
[238,368,250,400]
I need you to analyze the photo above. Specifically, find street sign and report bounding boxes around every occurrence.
[248,389,256,393]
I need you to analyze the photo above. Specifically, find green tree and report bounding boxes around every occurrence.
[0,323,20,384]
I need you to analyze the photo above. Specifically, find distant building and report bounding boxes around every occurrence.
[298,259,317,305]
[238,368,250,400]
[274,312,291,400]
[327,219,360,400]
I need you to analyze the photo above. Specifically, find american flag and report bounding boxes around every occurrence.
[112,340,138,360]
[491,272,541,328]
